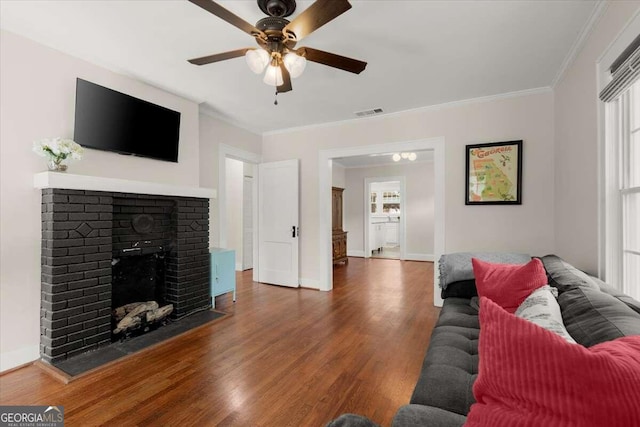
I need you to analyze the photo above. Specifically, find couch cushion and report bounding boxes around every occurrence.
[435,297,480,329]
[541,254,600,292]
[410,364,477,416]
[325,414,379,427]
[425,329,479,373]
[466,297,640,427]
[542,254,640,314]
[410,298,479,415]
[592,276,640,315]
[392,405,466,427]
[472,258,547,313]
[559,286,640,347]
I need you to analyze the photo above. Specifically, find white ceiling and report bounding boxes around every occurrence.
[0,0,599,134]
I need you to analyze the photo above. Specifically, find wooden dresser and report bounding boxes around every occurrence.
[332,187,348,264]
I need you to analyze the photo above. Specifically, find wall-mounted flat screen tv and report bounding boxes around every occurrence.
[74,78,181,163]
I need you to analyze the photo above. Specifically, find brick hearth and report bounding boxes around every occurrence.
[39,188,210,363]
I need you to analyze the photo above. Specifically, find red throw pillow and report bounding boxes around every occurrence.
[471,257,546,312]
[466,297,640,427]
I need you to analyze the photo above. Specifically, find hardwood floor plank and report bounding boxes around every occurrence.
[0,258,439,426]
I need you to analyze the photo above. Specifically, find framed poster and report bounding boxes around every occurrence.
[465,140,522,205]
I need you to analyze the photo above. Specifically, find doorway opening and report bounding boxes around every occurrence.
[367,179,404,260]
[319,137,445,307]
[218,144,261,282]
[225,158,255,271]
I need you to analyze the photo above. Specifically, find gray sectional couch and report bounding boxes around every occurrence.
[328,254,640,427]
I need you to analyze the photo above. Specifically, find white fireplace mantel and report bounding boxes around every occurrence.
[34,172,217,199]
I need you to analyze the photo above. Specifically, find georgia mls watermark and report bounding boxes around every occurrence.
[0,406,64,427]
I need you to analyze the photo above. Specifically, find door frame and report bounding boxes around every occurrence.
[218,144,261,282]
[318,137,446,307]
[364,176,406,260]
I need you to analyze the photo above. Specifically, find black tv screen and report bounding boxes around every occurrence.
[74,78,181,162]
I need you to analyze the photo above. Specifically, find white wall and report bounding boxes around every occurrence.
[344,162,434,259]
[0,30,256,372]
[0,30,201,371]
[225,158,244,268]
[199,113,261,248]
[553,1,640,276]
[332,163,346,188]
[263,91,555,287]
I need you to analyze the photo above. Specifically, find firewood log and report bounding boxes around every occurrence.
[113,302,147,322]
[113,301,159,334]
[146,304,173,323]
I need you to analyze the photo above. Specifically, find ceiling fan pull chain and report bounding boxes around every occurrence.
[274,90,279,105]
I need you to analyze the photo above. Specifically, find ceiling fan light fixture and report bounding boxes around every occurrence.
[392,152,417,162]
[245,49,270,74]
[263,63,284,86]
[186,0,367,98]
[283,52,307,78]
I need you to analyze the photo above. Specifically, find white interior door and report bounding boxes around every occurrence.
[258,160,299,287]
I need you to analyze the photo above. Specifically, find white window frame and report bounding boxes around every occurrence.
[621,84,640,297]
[597,13,640,297]
[604,84,640,298]
[602,99,623,287]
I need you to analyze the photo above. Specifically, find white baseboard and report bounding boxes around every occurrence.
[1,345,39,373]
[405,253,435,262]
[299,277,320,289]
[346,251,433,261]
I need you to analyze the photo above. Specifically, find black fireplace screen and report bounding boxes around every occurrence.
[111,252,166,309]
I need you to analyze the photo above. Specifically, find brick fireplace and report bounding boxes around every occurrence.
[36,173,215,364]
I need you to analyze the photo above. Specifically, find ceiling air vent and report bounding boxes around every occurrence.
[355,108,384,117]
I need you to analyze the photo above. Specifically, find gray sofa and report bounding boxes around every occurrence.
[328,254,640,427]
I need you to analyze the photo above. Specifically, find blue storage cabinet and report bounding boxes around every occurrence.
[209,248,236,309]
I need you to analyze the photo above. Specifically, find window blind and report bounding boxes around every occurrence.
[599,36,640,103]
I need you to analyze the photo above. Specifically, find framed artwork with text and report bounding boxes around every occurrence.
[465,140,522,205]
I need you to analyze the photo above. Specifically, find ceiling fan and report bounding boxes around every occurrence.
[187,0,367,99]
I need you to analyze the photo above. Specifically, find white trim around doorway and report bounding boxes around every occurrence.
[318,137,446,307]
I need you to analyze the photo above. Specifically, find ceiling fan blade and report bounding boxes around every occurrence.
[278,64,293,93]
[188,0,265,38]
[283,0,351,42]
[299,47,367,74]
[188,48,251,65]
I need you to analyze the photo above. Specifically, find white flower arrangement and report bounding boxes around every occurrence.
[33,138,84,166]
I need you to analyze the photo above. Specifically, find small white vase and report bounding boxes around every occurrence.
[47,158,68,172]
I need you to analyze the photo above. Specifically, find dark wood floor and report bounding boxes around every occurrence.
[0,258,440,427]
